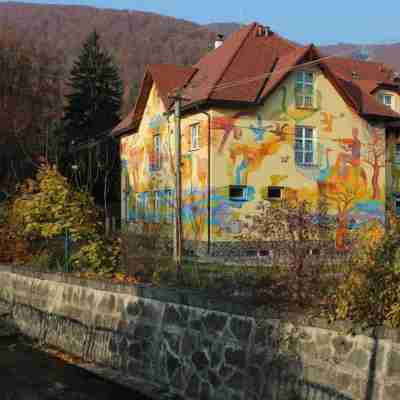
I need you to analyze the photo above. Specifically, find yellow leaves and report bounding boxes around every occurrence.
[11,164,100,241]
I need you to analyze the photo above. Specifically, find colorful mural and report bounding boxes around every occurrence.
[121,66,389,252]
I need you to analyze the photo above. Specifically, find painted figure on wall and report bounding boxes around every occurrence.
[362,127,385,200]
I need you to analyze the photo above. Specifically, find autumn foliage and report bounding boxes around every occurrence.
[9,164,120,273]
[334,214,400,328]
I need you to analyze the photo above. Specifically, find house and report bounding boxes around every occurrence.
[113,22,400,256]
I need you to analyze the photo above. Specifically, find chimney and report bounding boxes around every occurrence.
[256,25,273,37]
[214,34,224,49]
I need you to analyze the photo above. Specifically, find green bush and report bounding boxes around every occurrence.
[70,237,120,275]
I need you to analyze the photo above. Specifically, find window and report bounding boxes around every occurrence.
[229,185,248,201]
[267,186,283,200]
[395,195,400,216]
[295,126,317,166]
[135,193,143,220]
[165,190,174,223]
[150,134,161,170]
[395,143,400,164]
[154,191,161,222]
[295,71,315,109]
[379,93,394,110]
[190,124,200,151]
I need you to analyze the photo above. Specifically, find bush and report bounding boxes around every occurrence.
[11,164,100,241]
[334,217,400,328]
[71,237,120,275]
[238,199,334,307]
[9,164,120,275]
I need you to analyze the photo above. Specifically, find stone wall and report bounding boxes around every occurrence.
[0,265,399,400]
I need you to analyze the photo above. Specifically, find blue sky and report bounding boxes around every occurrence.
[9,0,400,45]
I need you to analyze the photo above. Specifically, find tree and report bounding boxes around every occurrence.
[0,25,64,193]
[63,30,123,141]
[238,199,333,305]
[363,127,385,200]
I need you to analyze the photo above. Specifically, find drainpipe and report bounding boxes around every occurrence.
[199,110,212,255]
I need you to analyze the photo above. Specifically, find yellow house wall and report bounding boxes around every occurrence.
[209,66,386,249]
[121,69,387,250]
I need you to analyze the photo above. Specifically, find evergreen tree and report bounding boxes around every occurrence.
[64,30,123,141]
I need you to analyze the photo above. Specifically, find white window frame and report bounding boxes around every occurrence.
[383,95,393,108]
[395,143,400,164]
[379,93,395,110]
[295,126,318,166]
[154,191,161,223]
[295,71,315,109]
[190,123,200,151]
[151,134,161,170]
[135,193,142,220]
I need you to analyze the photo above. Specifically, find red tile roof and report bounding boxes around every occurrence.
[112,64,196,134]
[114,22,400,136]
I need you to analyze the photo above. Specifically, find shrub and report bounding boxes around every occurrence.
[9,164,120,275]
[238,199,334,307]
[11,164,101,241]
[334,216,400,328]
[71,237,120,275]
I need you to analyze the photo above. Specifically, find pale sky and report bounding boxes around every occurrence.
[7,0,400,45]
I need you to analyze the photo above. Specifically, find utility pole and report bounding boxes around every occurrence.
[172,92,183,276]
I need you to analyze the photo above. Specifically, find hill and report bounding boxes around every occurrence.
[0,2,218,113]
[320,43,400,72]
[0,2,399,114]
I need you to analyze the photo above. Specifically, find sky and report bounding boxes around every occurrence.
[7,0,400,45]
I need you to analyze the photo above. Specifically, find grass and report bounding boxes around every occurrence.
[146,258,346,316]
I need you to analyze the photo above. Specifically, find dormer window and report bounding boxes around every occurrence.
[379,93,395,110]
[295,71,315,109]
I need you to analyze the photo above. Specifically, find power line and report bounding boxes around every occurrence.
[182,46,385,99]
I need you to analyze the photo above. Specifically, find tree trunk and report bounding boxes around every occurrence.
[372,162,380,200]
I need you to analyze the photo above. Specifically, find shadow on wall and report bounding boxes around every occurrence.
[107,299,356,400]
[1,269,387,400]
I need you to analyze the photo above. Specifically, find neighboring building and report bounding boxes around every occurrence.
[113,22,400,256]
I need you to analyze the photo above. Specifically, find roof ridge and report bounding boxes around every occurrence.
[205,22,257,100]
[328,55,387,67]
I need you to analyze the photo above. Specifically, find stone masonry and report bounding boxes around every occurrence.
[0,264,399,400]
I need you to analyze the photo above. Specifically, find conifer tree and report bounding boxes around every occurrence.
[64,30,123,140]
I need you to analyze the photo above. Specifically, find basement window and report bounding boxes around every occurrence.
[229,185,248,201]
[267,186,283,200]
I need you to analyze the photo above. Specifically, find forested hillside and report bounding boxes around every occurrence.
[1,2,399,114]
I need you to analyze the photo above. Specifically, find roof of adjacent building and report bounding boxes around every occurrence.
[113,22,400,136]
